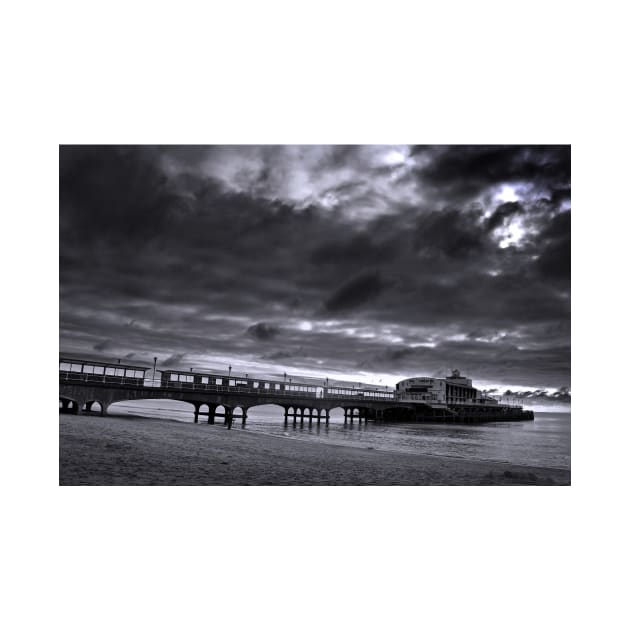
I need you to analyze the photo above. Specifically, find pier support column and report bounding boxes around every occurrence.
[316,409,321,425]
[242,411,247,427]
[284,408,288,425]
[226,408,233,430]
[308,409,313,426]
[325,410,330,425]
[300,408,304,424]
[193,404,199,424]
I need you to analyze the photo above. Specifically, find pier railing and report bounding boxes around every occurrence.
[59,371,395,402]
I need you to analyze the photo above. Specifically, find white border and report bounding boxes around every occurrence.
[5,1,627,628]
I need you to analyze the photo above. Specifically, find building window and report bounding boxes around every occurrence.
[83,365,94,374]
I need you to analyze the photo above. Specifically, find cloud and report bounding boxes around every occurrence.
[324,272,387,312]
[262,350,295,361]
[93,339,113,351]
[310,233,399,266]
[503,387,571,403]
[535,210,571,281]
[485,201,525,232]
[247,322,279,341]
[410,145,571,206]
[59,145,570,393]
[161,353,186,368]
[413,208,488,259]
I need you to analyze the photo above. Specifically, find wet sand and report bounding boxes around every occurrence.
[59,413,571,486]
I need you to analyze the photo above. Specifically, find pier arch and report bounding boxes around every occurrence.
[83,400,105,415]
[325,406,345,423]
[60,396,81,414]
[107,398,196,421]
[247,403,286,417]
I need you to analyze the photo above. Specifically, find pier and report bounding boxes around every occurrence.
[59,356,534,425]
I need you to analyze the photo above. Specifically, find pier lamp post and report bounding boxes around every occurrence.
[228,365,232,378]
[153,356,157,381]
[284,372,287,383]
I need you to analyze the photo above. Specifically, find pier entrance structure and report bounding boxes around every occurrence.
[59,357,534,424]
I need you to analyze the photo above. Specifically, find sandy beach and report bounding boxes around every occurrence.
[59,413,570,486]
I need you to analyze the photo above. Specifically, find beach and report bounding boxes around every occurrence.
[59,413,571,486]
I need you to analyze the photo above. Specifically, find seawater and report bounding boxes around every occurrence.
[108,400,571,471]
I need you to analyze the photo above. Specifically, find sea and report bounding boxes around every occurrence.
[109,400,571,471]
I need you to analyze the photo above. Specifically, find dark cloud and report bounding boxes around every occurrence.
[247,322,279,341]
[60,146,184,245]
[262,350,298,361]
[60,145,570,395]
[161,353,186,368]
[310,234,399,266]
[413,208,488,259]
[93,339,113,351]
[535,211,571,281]
[324,272,387,312]
[485,201,525,232]
[411,145,570,206]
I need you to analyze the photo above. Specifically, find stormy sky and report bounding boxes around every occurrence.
[59,145,570,405]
